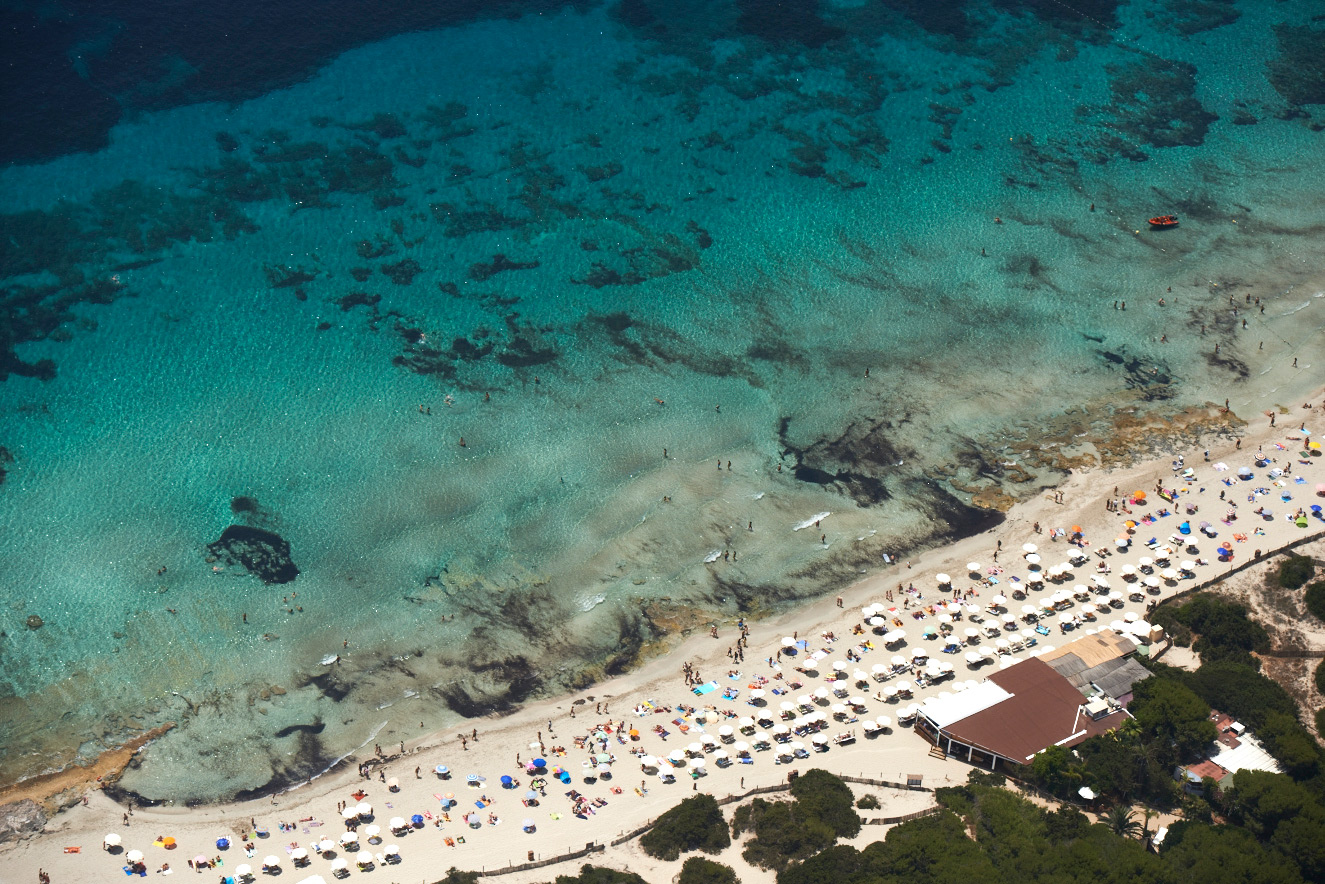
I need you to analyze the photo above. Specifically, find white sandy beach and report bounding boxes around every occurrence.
[7,386,1325,884]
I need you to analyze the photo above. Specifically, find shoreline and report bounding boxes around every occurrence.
[0,395,1297,812]
[5,384,1323,884]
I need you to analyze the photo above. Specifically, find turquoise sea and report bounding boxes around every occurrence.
[2,0,1324,803]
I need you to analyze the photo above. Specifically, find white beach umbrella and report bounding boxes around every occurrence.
[639,755,657,768]
[964,627,979,640]
[936,573,951,585]
[894,680,911,692]
[126,850,144,863]
[668,749,685,763]
[733,741,750,753]
[718,724,735,736]
[263,856,281,868]
[1144,576,1161,588]
[797,694,814,707]
[1020,628,1038,640]
[341,806,358,820]
[965,651,981,664]
[356,850,373,865]
[779,701,796,712]
[1027,572,1044,584]
[1161,568,1179,580]
[832,660,848,671]
[339,832,358,846]
[362,823,381,840]
[1124,612,1139,623]
[318,839,335,852]
[383,844,399,857]
[701,733,720,747]
[688,740,704,755]
[356,802,372,817]
[235,864,252,876]
[1021,604,1037,616]
[1025,554,1041,565]
[1023,543,1038,553]
[1001,613,1016,625]
[979,646,996,658]
[883,684,899,698]
[1180,560,1196,572]
[890,655,907,667]
[713,749,730,760]
[991,594,1007,606]
[1058,613,1073,624]
[329,858,348,871]
[104,833,122,847]
[782,636,797,647]
[811,734,829,745]
[290,847,308,861]
[876,715,892,728]
[967,562,981,573]
[868,616,885,627]
[1121,564,1136,575]
[690,757,706,769]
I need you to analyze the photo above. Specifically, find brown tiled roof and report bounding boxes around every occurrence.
[938,657,1127,763]
[1185,759,1229,782]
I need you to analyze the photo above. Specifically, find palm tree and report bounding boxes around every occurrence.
[1101,805,1144,839]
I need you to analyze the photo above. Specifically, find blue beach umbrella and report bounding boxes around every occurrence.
[533,758,546,768]
[500,775,513,787]
[435,765,449,776]
[411,814,424,826]
[216,837,229,850]
[466,774,480,783]
[525,790,538,801]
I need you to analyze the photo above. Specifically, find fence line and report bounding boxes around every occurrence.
[839,775,935,793]
[469,842,605,878]
[865,806,942,825]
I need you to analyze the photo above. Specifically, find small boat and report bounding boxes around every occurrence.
[1148,214,1179,229]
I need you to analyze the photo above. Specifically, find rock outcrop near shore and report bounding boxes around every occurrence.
[207,525,299,584]
[0,799,46,843]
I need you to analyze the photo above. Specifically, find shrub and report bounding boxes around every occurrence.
[1316,658,1325,695]
[789,769,861,838]
[551,866,647,884]
[676,857,737,884]
[1277,554,1315,589]
[639,793,729,862]
[735,798,835,872]
[1315,708,1325,738]
[856,793,880,810]
[1306,581,1325,622]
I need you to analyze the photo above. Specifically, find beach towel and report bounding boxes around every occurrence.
[693,681,718,695]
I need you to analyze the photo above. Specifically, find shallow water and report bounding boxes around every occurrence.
[2,0,1324,802]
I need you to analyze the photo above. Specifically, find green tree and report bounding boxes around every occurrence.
[1305,581,1325,622]
[1030,744,1080,796]
[1276,554,1315,589]
[866,810,1000,884]
[1130,677,1217,764]
[437,870,480,884]
[1315,658,1325,695]
[639,793,730,861]
[1101,805,1144,839]
[1159,824,1303,884]
[676,856,738,884]
[551,866,647,884]
[1188,661,1297,730]
[1257,712,1322,779]
[789,769,862,839]
[732,797,835,872]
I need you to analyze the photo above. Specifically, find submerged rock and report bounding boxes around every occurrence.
[206,525,299,584]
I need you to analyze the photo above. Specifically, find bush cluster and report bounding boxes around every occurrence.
[639,793,730,862]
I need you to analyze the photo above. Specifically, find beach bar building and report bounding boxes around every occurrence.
[915,632,1143,769]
